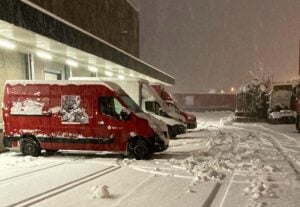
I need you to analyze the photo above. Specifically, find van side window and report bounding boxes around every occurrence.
[145,101,155,113]
[168,103,180,114]
[99,97,122,119]
[145,101,160,115]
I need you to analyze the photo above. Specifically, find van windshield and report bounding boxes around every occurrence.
[120,95,143,113]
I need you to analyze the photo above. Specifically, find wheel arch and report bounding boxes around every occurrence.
[20,133,42,149]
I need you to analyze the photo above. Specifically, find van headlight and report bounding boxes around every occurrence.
[187,115,193,120]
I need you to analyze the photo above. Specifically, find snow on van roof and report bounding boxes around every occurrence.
[5,80,123,92]
[69,76,150,84]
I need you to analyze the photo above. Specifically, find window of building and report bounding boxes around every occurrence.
[44,69,62,80]
[185,96,194,106]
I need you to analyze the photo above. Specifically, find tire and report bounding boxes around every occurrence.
[21,138,41,157]
[128,139,151,160]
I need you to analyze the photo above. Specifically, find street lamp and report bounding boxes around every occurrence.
[230,87,235,93]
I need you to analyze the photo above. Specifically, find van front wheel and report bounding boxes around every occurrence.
[21,138,41,157]
[128,139,151,160]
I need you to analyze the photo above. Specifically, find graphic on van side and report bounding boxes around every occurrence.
[60,95,89,124]
[10,98,48,115]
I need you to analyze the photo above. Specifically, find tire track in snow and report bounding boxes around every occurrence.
[8,165,121,207]
[111,176,152,207]
[0,157,85,184]
[230,126,300,179]
[0,162,65,184]
[213,128,245,207]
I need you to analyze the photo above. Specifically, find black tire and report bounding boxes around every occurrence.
[128,139,151,160]
[21,138,41,157]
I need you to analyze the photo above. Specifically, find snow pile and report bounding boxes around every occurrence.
[219,113,234,126]
[11,99,44,115]
[5,155,38,167]
[243,176,277,207]
[90,185,111,199]
[169,131,235,182]
[122,158,135,166]
[168,130,282,183]
[243,176,276,198]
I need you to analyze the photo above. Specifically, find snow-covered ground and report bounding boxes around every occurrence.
[0,111,299,207]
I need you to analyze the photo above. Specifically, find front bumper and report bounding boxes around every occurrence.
[269,111,296,123]
[187,121,197,129]
[175,124,186,135]
[147,134,169,152]
[167,124,187,138]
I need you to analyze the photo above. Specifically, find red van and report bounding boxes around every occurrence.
[152,85,197,129]
[2,80,169,159]
[164,100,197,129]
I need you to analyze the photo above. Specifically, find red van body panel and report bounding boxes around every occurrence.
[3,82,157,153]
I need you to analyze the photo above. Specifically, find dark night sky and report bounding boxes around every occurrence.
[129,0,300,93]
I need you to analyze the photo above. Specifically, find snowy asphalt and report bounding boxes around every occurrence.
[0,112,299,207]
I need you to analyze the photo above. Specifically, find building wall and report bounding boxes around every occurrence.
[34,56,66,80]
[29,0,139,57]
[0,49,27,124]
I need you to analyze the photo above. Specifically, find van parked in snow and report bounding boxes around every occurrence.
[151,84,197,129]
[70,77,187,138]
[267,83,296,124]
[2,80,169,159]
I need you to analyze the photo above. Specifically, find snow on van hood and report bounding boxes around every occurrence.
[136,112,167,133]
[148,113,185,127]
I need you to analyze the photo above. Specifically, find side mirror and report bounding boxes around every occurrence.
[120,108,131,121]
[159,108,165,116]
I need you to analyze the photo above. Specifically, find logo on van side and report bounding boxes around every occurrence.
[60,95,89,124]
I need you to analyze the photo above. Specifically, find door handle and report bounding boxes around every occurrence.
[98,121,105,125]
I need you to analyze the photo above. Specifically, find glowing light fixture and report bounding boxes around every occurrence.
[230,87,235,93]
[88,66,97,73]
[0,39,16,49]
[36,50,52,60]
[220,90,224,94]
[66,59,78,67]
[105,71,113,77]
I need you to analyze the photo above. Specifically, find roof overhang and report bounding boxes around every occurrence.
[0,0,175,85]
